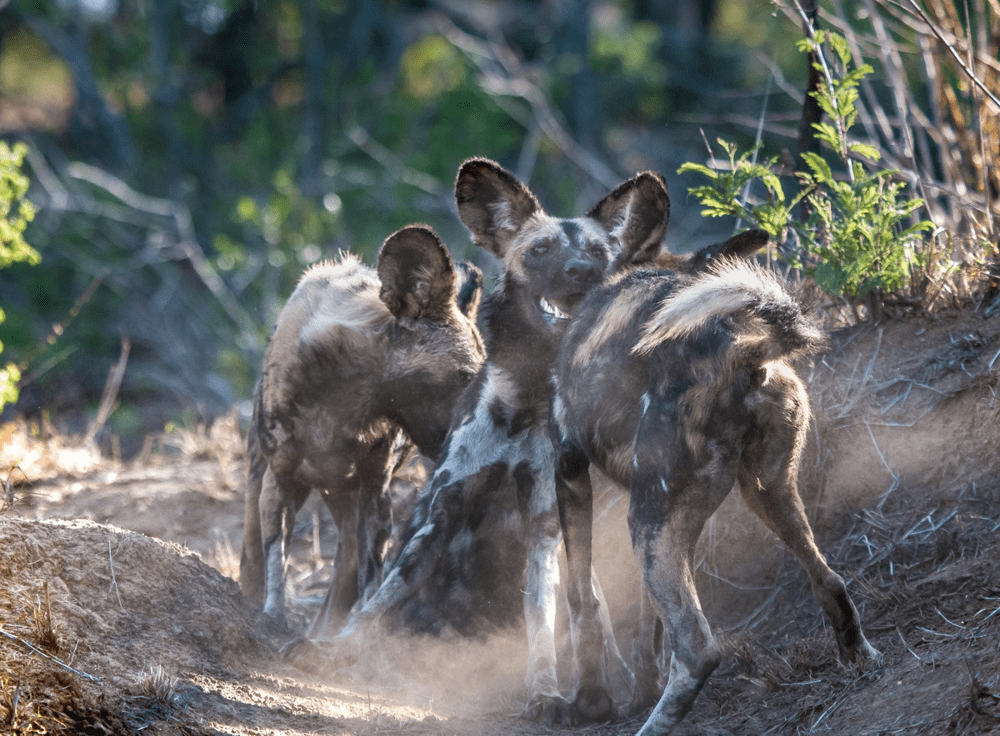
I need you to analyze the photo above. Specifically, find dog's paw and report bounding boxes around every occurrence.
[573,684,615,722]
[523,694,577,727]
[522,687,615,727]
[841,636,883,674]
[279,635,363,673]
[279,636,326,671]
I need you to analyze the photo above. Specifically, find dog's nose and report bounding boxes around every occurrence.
[564,259,597,283]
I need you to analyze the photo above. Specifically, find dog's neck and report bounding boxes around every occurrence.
[480,275,567,412]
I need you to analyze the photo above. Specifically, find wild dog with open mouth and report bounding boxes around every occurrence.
[240,224,485,632]
[332,157,670,723]
[550,257,882,735]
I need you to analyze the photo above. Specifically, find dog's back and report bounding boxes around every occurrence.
[254,257,393,468]
[555,260,827,484]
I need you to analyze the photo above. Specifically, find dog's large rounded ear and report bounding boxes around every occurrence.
[455,158,540,259]
[688,229,768,272]
[377,224,457,320]
[588,171,670,267]
[453,260,483,321]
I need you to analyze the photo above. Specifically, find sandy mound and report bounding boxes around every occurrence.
[0,516,268,734]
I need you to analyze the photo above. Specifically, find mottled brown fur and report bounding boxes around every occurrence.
[240,225,485,632]
[551,257,881,736]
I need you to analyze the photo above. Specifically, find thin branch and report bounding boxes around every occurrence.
[0,626,101,683]
[436,15,623,190]
[64,163,263,355]
[108,540,123,610]
[896,0,1000,110]
[84,335,130,446]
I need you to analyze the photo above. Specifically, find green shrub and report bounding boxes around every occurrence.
[0,142,39,410]
[678,30,933,319]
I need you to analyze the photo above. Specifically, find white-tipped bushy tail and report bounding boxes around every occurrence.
[632,259,826,357]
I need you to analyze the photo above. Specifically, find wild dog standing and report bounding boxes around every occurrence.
[240,225,485,632]
[551,257,882,735]
[334,158,670,722]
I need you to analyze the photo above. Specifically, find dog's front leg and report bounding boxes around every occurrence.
[525,437,616,726]
[522,500,562,713]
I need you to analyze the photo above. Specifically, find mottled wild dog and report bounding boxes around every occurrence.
[240,224,485,631]
[335,158,670,722]
[551,257,882,735]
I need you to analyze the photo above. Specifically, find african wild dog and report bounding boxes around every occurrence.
[239,224,485,632]
[551,257,882,735]
[331,157,670,721]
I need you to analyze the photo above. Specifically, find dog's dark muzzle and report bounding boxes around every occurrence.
[564,258,599,287]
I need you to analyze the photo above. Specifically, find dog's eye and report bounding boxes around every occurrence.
[532,243,550,256]
[588,244,606,259]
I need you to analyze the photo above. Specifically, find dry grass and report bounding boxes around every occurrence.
[0,674,73,735]
[30,582,60,655]
[135,664,181,706]
[940,662,1000,735]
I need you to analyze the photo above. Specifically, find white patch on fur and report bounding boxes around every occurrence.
[489,199,519,234]
[552,390,569,440]
[522,470,561,698]
[632,260,792,355]
[262,541,286,617]
[609,191,634,245]
[434,364,524,479]
[523,543,560,697]
[294,259,393,348]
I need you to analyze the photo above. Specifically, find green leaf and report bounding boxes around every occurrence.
[827,32,852,66]
[0,363,20,411]
[677,162,719,180]
[800,152,834,184]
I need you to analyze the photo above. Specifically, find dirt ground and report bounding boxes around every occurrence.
[3,309,1000,736]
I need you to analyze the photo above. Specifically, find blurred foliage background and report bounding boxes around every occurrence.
[0,0,996,456]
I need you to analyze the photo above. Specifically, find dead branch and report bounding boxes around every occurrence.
[64,163,262,353]
[84,335,130,446]
[435,15,623,191]
[0,627,101,684]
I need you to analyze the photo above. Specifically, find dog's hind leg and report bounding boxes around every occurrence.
[630,487,731,735]
[240,431,269,608]
[259,466,311,625]
[627,398,741,735]
[309,495,360,639]
[355,433,408,603]
[738,378,881,669]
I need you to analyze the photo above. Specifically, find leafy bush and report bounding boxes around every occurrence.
[0,142,38,410]
[679,30,934,320]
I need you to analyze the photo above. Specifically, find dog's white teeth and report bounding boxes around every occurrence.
[540,299,570,320]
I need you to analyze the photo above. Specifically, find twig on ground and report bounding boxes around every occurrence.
[897,627,928,664]
[108,539,123,609]
[0,627,101,683]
